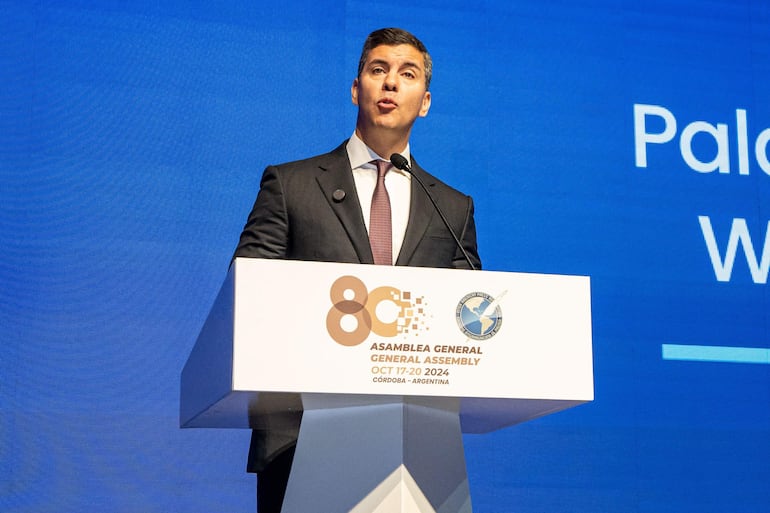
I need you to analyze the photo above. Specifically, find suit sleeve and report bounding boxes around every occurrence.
[233,166,302,473]
[234,166,290,259]
[453,195,482,270]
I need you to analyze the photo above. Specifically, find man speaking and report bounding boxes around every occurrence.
[234,27,482,512]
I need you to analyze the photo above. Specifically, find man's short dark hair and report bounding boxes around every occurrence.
[357,28,433,90]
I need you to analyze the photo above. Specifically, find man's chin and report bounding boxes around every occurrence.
[372,118,410,132]
[358,116,413,137]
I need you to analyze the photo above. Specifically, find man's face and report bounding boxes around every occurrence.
[352,44,432,136]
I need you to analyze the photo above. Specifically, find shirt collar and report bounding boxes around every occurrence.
[346,132,411,171]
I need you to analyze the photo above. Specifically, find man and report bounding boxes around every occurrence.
[234,27,481,512]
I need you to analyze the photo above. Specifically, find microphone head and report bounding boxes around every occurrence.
[389,153,410,171]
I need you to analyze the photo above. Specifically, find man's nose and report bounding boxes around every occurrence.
[383,71,398,91]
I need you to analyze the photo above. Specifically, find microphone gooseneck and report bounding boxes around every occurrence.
[389,154,477,271]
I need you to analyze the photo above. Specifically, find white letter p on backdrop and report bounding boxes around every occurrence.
[634,104,677,168]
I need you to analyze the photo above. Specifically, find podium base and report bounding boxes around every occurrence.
[280,395,472,513]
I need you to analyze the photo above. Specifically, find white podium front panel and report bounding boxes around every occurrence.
[180,258,593,431]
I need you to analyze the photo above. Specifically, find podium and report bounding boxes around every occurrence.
[181,258,593,512]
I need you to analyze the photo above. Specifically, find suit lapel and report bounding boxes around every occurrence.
[314,143,375,264]
[396,160,435,266]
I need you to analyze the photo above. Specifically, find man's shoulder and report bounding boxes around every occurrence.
[411,160,471,201]
[268,141,349,173]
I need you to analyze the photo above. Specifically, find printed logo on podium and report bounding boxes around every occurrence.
[326,275,428,346]
[456,292,504,340]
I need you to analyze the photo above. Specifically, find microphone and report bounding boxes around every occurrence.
[390,154,478,271]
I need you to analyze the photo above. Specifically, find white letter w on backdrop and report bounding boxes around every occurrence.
[699,216,770,284]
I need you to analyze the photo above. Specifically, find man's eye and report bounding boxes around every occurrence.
[403,71,415,79]
[372,67,386,74]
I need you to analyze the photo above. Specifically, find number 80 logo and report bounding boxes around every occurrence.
[326,275,411,346]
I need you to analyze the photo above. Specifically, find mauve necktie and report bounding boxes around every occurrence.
[369,160,393,265]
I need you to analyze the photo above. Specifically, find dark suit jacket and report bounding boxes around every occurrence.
[233,141,481,471]
[234,141,481,269]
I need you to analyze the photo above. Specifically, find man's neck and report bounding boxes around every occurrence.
[354,126,410,161]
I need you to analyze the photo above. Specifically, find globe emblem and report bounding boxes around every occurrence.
[456,292,503,340]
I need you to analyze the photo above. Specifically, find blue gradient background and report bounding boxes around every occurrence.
[1,1,769,511]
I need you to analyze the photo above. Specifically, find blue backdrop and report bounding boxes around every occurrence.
[2,1,769,511]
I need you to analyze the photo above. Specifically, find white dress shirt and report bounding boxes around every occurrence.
[346,133,412,264]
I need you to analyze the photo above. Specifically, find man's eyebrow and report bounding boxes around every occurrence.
[399,60,422,71]
[367,58,389,68]
[367,58,423,71]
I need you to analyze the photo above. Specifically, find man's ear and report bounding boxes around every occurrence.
[351,78,359,106]
[419,90,431,117]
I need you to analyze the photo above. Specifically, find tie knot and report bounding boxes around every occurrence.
[374,160,392,177]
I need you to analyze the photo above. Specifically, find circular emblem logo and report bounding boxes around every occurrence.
[456,292,503,340]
